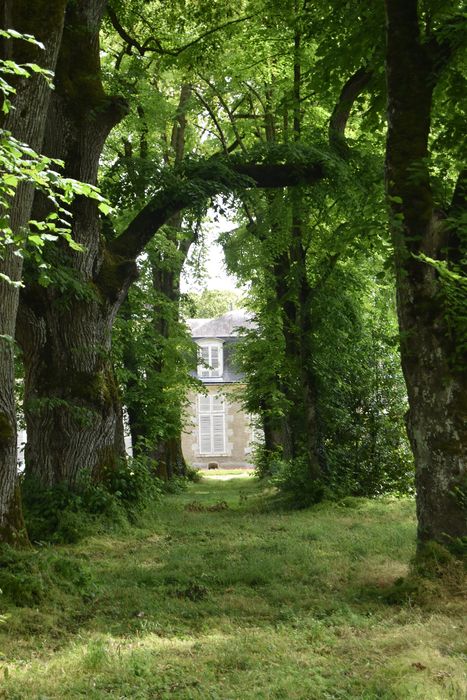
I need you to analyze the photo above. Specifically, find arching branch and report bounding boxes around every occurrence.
[328,67,372,154]
[106,159,325,266]
[107,7,254,59]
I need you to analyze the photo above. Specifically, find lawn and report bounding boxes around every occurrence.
[0,477,465,699]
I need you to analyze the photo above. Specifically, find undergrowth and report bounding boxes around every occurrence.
[22,458,162,544]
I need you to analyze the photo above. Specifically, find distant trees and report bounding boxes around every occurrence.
[181,290,242,319]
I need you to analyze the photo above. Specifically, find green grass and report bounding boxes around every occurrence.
[0,478,465,699]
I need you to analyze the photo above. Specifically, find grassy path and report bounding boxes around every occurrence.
[0,477,465,699]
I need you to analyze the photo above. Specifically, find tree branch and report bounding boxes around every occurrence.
[107,159,325,264]
[107,6,145,55]
[449,168,467,216]
[328,67,372,154]
[192,87,228,152]
[107,7,254,59]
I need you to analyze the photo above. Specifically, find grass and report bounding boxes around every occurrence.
[0,477,465,699]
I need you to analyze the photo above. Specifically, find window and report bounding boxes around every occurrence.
[197,340,223,378]
[198,394,226,455]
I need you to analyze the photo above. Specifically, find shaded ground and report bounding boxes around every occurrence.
[0,478,465,699]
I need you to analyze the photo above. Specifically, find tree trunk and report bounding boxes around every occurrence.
[151,436,187,481]
[148,239,188,479]
[18,294,125,487]
[0,0,66,542]
[385,0,466,548]
[119,299,148,457]
[120,86,192,479]
[17,0,129,489]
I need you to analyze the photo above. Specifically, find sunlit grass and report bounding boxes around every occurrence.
[0,478,465,699]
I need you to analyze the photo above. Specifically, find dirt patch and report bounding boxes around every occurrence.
[184,500,230,513]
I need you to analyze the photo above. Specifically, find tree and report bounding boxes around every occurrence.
[17,0,129,489]
[181,290,242,319]
[0,0,67,543]
[384,0,466,549]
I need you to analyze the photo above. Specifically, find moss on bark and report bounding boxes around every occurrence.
[0,412,14,450]
[0,484,29,547]
[96,248,137,303]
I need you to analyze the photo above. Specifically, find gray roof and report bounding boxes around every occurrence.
[186,309,254,339]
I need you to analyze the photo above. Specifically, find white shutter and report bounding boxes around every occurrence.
[199,414,211,454]
[198,394,211,413]
[211,395,224,411]
[212,413,225,453]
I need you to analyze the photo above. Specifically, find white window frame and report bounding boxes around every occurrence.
[245,414,264,454]
[197,339,223,379]
[198,393,226,455]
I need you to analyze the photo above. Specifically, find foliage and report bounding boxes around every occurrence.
[180,288,242,318]
[100,456,162,510]
[313,264,414,498]
[21,459,161,543]
[245,262,414,499]
[0,29,110,286]
[269,456,325,507]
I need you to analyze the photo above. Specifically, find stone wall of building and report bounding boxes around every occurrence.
[182,384,254,468]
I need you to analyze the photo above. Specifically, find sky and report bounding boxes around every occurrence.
[181,210,242,293]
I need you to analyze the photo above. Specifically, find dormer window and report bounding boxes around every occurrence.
[197,340,223,378]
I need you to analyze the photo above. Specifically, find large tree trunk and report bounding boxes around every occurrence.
[17,295,126,487]
[385,0,466,548]
[0,0,66,542]
[16,0,129,489]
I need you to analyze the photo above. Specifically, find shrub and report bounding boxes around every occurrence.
[159,475,189,494]
[22,458,161,543]
[185,465,202,483]
[270,456,325,507]
[100,457,161,511]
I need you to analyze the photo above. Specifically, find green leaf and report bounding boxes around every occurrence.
[28,234,44,246]
[98,201,112,215]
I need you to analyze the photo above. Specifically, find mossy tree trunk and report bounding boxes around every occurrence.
[385,0,466,548]
[0,0,66,542]
[16,0,130,488]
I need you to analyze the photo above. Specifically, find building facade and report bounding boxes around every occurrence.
[181,310,257,469]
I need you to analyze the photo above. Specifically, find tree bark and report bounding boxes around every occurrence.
[0,0,66,542]
[385,0,466,548]
[17,0,129,488]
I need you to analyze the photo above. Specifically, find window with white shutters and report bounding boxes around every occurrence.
[197,341,223,378]
[198,394,226,455]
